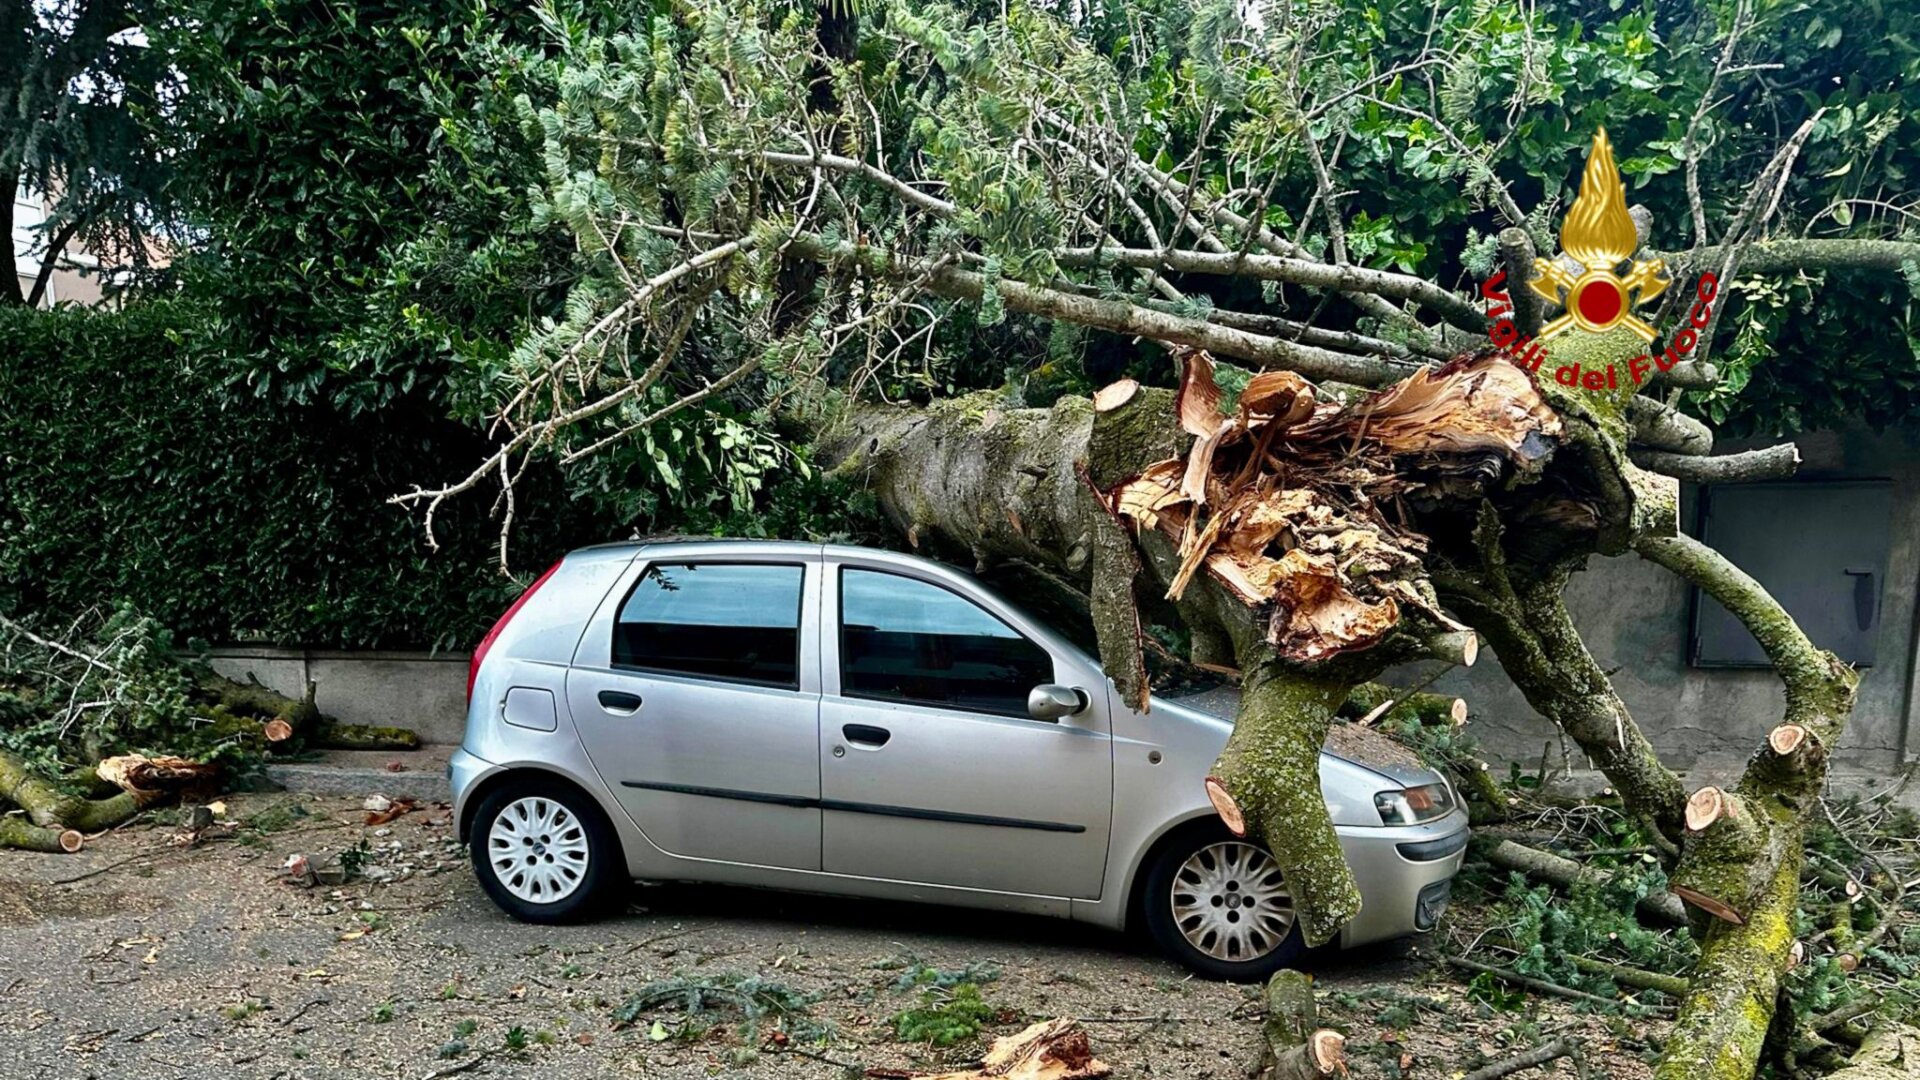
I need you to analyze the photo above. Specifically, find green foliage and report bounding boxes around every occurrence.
[152,0,582,415]
[1494,869,1694,1008]
[2,0,176,305]
[506,0,1919,446]
[612,972,832,1048]
[884,956,1002,992]
[0,302,603,649]
[0,607,249,779]
[339,838,374,880]
[890,982,999,1047]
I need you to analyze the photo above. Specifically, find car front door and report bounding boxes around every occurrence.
[566,557,823,871]
[817,559,1113,899]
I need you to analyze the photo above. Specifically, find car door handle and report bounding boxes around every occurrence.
[597,690,644,715]
[842,723,891,748]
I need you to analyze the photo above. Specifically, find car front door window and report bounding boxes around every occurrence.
[838,568,1052,717]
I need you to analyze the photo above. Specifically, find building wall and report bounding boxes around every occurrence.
[11,185,108,307]
[1399,424,1919,784]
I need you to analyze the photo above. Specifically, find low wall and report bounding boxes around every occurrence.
[207,648,470,746]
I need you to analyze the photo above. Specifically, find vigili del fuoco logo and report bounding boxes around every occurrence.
[1480,128,1718,392]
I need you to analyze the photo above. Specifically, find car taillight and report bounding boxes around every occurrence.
[468,559,564,703]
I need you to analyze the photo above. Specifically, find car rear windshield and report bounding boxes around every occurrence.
[613,562,803,688]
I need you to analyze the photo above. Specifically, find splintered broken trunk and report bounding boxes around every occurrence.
[816,347,1558,944]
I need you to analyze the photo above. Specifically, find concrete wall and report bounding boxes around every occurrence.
[1398,424,1920,786]
[207,648,470,746]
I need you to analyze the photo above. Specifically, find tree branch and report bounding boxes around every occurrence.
[1660,237,1920,277]
[793,234,1423,385]
[25,208,93,307]
[1626,396,1714,455]
[1629,443,1799,484]
[1052,244,1486,331]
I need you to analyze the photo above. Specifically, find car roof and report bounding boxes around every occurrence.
[580,538,959,572]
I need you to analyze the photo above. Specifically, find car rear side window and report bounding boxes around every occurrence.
[839,568,1052,717]
[614,563,803,688]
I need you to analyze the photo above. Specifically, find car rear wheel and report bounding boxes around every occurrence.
[1142,825,1307,980]
[470,778,619,923]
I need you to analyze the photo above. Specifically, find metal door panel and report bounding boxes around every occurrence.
[1692,481,1893,667]
[567,666,821,869]
[565,554,824,871]
[817,557,1113,898]
[820,695,1112,896]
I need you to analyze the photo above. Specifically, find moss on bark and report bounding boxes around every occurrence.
[0,749,164,832]
[1654,819,1803,1080]
[314,724,423,751]
[1211,665,1361,946]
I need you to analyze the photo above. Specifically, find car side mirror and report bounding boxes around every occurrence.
[1027,683,1088,722]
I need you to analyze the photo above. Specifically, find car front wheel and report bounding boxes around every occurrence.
[1141,825,1307,980]
[470,778,619,923]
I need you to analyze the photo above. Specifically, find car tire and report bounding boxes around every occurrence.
[1141,822,1309,981]
[470,777,621,923]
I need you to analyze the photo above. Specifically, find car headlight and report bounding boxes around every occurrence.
[1374,782,1456,825]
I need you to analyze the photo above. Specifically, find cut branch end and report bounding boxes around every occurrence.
[1093,379,1141,413]
[1204,776,1246,837]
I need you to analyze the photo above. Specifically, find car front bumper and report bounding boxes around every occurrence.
[1334,811,1470,949]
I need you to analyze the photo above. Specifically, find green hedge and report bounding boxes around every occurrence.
[0,303,606,650]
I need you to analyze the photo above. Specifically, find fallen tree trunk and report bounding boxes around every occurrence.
[1473,836,1688,927]
[815,381,1381,942]
[1257,970,1345,1080]
[199,672,319,748]
[1821,1023,1920,1078]
[1636,534,1858,1080]
[0,749,167,834]
[0,815,83,853]
[1341,682,1467,727]
[314,724,423,751]
[1566,954,1691,998]
[815,349,1555,946]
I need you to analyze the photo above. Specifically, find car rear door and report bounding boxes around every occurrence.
[816,556,1113,899]
[566,553,823,871]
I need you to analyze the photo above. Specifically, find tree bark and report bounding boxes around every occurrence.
[1637,533,1858,1080]
[1631,444,1799,484]
[814,387,1372,943]
[1820,1024,1920,1078]
[1257,970,1345,1080]
[1341,682,1466,727]
[1437,545,1689,844]
[313,724,424,751]
[0,749,165,831]
[0,815,83,852]
[0,164,23,306]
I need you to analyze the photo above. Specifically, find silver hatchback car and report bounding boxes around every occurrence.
[452,540,1468,979]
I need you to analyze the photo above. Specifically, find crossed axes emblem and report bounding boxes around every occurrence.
[1529,256,1669,342]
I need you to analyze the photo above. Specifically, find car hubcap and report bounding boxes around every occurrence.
[487,796,590,904]
[1170,841,1295,962]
